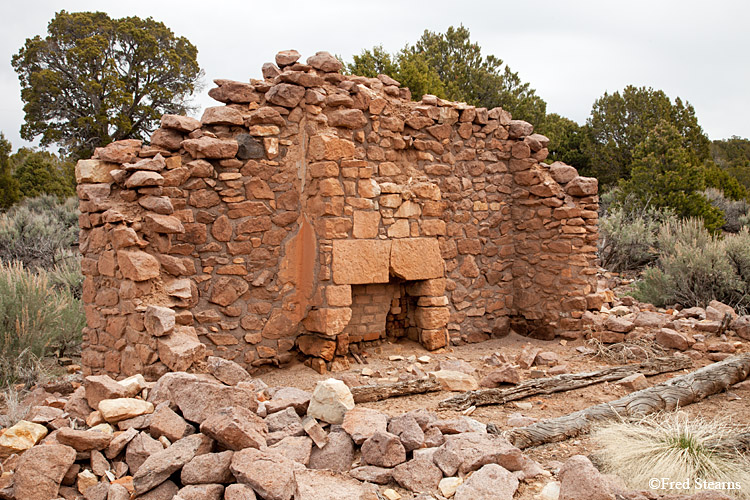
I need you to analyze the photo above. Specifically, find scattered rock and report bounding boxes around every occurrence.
[230,448,304,500]
[656,328,690,350]
[349,465,393,484]
[453,463,519,500]
[341,407,388,445]
[98,398,154,423]
[132,433,213,495]
[0,420,48,457]
[392,457,443,493]
[361,431,406,468]
[387,414,425,452]
[294,469,377,500]
[12,443,76,500]
[181,450,234,484]
[480,364,521,387]
[206,356,251,386]
[200,406,268,450]
[616,373,649,392]
[558,455,615,500]
[306,379,355,425]
[308,429,355,472]
[430,370,479,391]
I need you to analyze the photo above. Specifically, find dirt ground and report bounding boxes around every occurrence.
[256,331,750,498]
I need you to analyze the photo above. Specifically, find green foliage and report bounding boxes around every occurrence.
[348,26,546,125]
[711,136,750,192]
[633,219,750,312]
[0,261,84,385]
[584,86,710,187]
[598,204,676,272]
[537,113,590,171]
[0,134,20,211]
[0,196,79,270]
[618,122,724,232]
[12,11,202,159]
[9,148,76,199]
[703,161,747,201]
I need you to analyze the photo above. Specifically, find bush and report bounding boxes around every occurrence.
[703,188,750,232]
[0,261,84,385]
[598,204,676,272]
[633,219,749,312]
[0,195,79,270]
[593,413,750,497]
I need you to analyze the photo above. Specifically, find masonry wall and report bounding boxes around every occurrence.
[76,50,600,379]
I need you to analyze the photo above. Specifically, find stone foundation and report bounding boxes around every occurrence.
[76,49,600,379]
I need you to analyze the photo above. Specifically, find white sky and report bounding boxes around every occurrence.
[1,0,748,152]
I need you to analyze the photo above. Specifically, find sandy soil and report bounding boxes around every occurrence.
[254,331,750,499]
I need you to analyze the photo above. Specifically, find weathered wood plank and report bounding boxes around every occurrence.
[495,353,750,449]
[439,356,692,411]
[350,377,441,403]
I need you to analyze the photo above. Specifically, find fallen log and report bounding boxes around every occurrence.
[439,356,692,411]
[494,353,750,449]
[350,377,441,403]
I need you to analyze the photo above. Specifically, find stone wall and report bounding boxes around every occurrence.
[76,49,600,379]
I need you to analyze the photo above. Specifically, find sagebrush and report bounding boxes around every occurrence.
[633,219,750,312]
[598,204,676,272]
[0,195,79,270]
[0,260,84,385]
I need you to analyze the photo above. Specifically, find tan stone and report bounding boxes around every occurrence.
[303,308,353,336]
[201,106,244,126]
[211,215,233,241]
[430,370,479,391]
[210,277,249,306]
[182,136,239,159]
[209,79,260,104]
[319,178,344,197]
[144,214,185,234]
[96,139,142,163]
[297,335,337,361]
[328,109,367,129]
[276,49,301,66]
[266,82,305,108]
[307,51,343,72]
[390,239,444,280]
[144,305,175,337]
[353,211,380,238]
[125,170,164,188]
[415,307,450,329]
[117,250,160,281]
[99,398,155,423]
[308,134,355,161]
[326,285,352,307]
[157,326,207,371]
[420,328,448,350]
[161,114,202,132]
[387,219,410,238]
[332,239,391,284]
[76,159,118,183]
[248,125,281,136]
[0,420,48,457]
[566,176,598,196]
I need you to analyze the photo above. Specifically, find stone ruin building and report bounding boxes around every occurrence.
[76,49,601,380]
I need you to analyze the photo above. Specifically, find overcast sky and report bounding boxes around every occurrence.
[1,0,748,152]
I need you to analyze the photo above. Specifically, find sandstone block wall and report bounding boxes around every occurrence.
[76,49,600,379]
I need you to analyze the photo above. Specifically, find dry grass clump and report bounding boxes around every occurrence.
[587,337,666,363]
[592,412,750,498]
